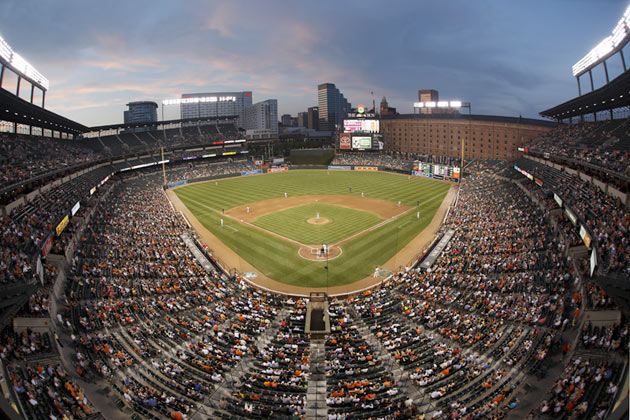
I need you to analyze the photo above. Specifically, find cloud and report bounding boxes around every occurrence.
[0,0,622,125]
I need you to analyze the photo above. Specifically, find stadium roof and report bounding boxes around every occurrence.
[87,115,239,133]
[540,69,630,120]
[0,88,87,134]
[381,113,556,128]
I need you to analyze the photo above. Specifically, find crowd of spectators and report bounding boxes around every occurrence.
[513,158,630,277]
[525,120,630,176]
[0,147,627,420]
[331,153,415,171]
[344,170,576,419]
[535,355,623,419]
[123,159,259,185]
[0,133,100,189]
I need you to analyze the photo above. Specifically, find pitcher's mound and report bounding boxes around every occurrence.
[298,245,342,261]
[307,217,330,225]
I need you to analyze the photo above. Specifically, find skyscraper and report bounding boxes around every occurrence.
[317,83,351,131]
[241,99,278,137]
[307,106,319,130]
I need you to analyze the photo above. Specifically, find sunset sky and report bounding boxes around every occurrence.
[0,0,627,127]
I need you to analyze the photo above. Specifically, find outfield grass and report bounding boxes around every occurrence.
[175,170,450,287]
[253,203,383,245]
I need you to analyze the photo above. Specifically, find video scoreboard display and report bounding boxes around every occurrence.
[412,161,460,181]
[343,119,380,133]
[339,133,383,151]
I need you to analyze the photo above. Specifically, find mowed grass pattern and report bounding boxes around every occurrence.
[253,203,383,245]
[175,170,450,287]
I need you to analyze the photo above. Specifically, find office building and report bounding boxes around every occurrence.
[124,101,158,124]
[307,106,319,130]
[179,91,252,126]
[241,99,278,138]
[281,114,293,127]
[317,83,351,131]
[297,112,308,127]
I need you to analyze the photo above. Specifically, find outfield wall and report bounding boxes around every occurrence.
[166,164,459,191]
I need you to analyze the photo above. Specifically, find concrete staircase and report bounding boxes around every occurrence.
[305,340,327,419]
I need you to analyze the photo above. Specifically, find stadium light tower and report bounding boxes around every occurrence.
[572,5,630,95]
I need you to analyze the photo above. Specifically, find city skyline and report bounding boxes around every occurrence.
[0,0,626,127]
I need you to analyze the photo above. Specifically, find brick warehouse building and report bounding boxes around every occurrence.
[381,114,555,160]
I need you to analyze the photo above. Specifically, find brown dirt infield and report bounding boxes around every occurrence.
[307,217,329,225]
[167,177,457,296]
[226,195,408,223]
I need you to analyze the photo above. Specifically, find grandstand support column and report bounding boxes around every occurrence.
[603,60,610,84]
[30,84,34,104]
[42,90,45,108]
[15,74,20,97]
[576,76,582,96]
[588,70,594,92]
[620,49,627,72]
[0,63,4,86]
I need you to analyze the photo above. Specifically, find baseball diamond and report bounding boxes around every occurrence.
[171,170,452,291]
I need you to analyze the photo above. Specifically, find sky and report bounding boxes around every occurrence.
[0,0,628,127]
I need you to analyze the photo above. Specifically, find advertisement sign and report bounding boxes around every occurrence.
[453,167,461,179]
[565,208,578,226]
[590,249,597,277]
[412,170,433,179]
[328,165,351,171]
[535,178,543,187]
[268,167,288,173]
[355,166,378,171]
[579,225,592,248]
[41,235,53,257]
[55,215,70,236]
[343,119,380,133]
[241,169,263,176]
[167,180,188,188]
[553,193,563,207]
[339,133,351,150]
[90,186,97,196]
[71,201,81,216]
[352,136,372,150]
[36,256,44,285]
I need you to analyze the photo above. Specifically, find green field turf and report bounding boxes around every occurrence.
[252,202,384,245]
[174,170,450,288]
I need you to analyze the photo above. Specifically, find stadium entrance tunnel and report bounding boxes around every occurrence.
[298,244,342,261]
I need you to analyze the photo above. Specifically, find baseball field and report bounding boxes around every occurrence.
[172,170,451,290]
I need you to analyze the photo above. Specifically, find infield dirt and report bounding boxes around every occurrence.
[226,195,408,222]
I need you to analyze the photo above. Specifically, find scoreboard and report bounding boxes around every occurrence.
[412,161,460,181]
[339,133,383,151]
